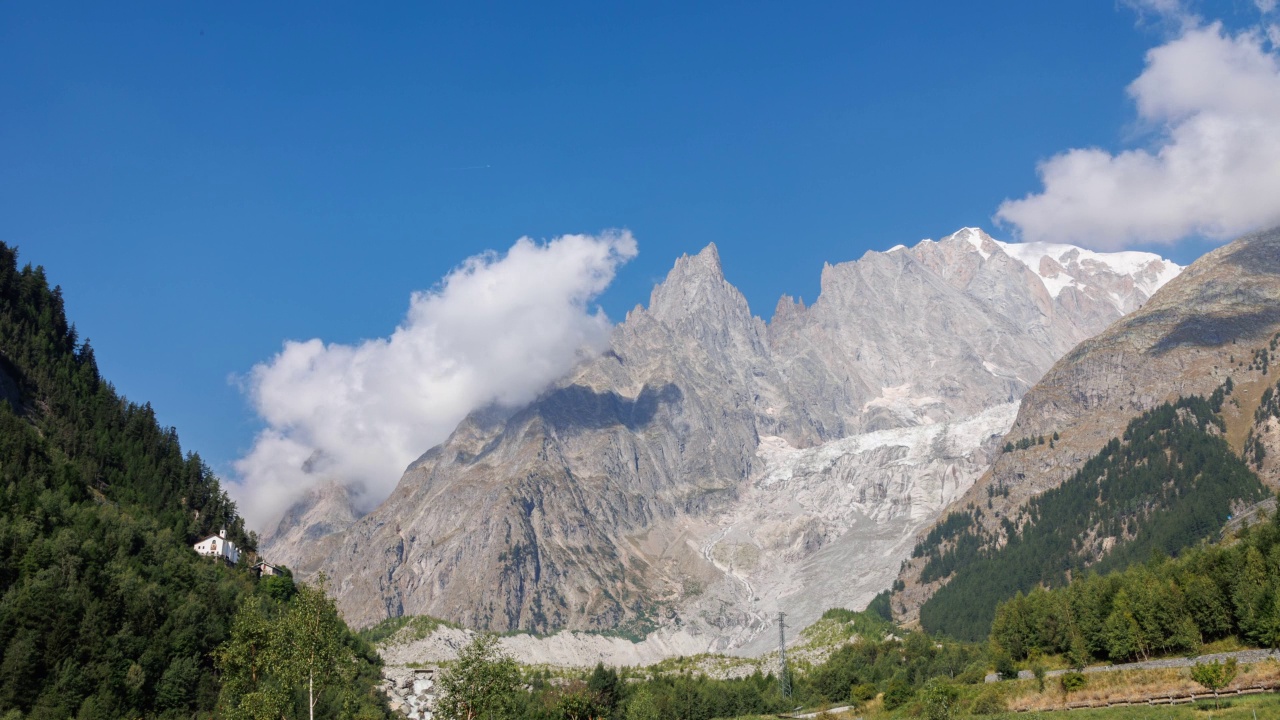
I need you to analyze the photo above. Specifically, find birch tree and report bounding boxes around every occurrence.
[435,633,520,720]
[279,574,356,720]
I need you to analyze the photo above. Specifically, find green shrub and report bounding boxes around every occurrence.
[882,679,915,710]
[956,662,988,685]
[1061,671,1087,693]
[920,678,960,720]
[850,683,877,706]
[994,651,1018,681]
[820,607,858,623]
[970,686,1005,715]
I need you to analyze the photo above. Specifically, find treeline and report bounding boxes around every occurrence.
[912,511,972,558]
[0,245,251,549]
[992,505,1280,664]
[1002,432,1057,453]
[919,392,1266,641]
[0,243,388,718]
[1246,376,1277,468]
[1247,343,1273,375]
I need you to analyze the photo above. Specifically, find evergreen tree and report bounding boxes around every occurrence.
[587,661,621,716]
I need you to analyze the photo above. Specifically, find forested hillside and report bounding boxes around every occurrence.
[0,244,388,719]
[991,505,1280,664]
[917,388,1267,641]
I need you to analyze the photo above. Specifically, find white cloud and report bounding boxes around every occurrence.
[1120,0,1198,29]
[1122,0,1188,19]
[996,20,1280,249]
[231,231,638,531]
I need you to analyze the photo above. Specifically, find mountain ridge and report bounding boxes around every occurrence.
[895,225,1280,632]
[265,228,1181,658]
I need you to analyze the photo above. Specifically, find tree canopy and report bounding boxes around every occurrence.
[0,243,388,718]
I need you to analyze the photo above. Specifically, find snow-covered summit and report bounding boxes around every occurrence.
[937,227,1182,313]
[996,239,1181,299]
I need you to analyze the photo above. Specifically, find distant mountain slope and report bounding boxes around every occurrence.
[895,225,1280,629]
[918,391,1266,641]
[0,244,388,718]
[270,229,1180,656]
[990,496,1280,665]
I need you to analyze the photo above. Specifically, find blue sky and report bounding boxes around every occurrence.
[3,2,1276,520]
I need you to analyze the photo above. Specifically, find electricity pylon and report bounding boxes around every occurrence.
[778,611,791,697]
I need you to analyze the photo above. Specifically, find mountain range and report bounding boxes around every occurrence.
[263,227,1183,657]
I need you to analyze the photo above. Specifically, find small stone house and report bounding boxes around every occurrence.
[193,529,239,564]
[254,561,282,577]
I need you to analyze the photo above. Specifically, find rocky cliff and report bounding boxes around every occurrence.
[266,228,1179,653]
[894,226,1280,624]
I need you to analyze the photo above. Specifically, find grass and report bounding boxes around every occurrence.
[357,614,459,645]
[1007,693,1280,718]
[643,651,763,679]
[718,692,1280,719]
[712,660,1280,720]
[1006,659,1280,715]
[799,608,895,649]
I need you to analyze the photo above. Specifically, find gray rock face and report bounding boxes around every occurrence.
[267,228,1179,653]
[894,226,1280,623]
[261,480,360,571]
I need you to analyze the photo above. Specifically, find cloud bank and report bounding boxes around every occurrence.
[997,7,1280,249]
[232,231,638,531]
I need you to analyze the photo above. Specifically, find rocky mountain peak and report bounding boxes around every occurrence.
[646,243,756,336]
[944,227,1001,259]
[261,479,360,570]
[771,294,806,324]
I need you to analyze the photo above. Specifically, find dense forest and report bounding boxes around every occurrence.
[0,244,388,718]
[991,501,1280,664]
[918,390,1267,641]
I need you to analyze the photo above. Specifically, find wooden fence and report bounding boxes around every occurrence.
[1014,680,1280,712]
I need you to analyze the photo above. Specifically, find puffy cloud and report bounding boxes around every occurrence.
[996,20,1280,249]
[231,231,638,531]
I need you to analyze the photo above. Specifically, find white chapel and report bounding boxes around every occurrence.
[193,528,240,564]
